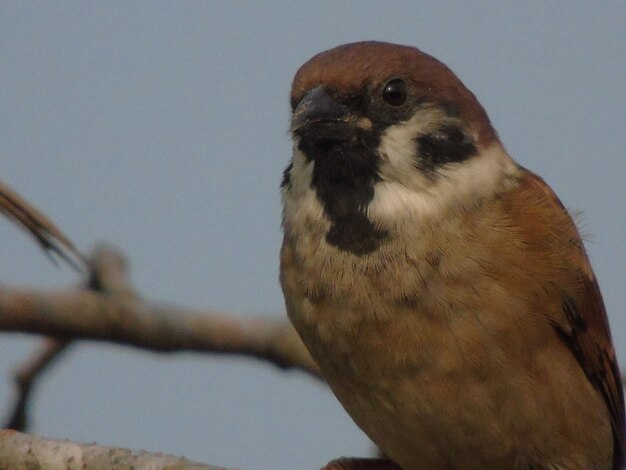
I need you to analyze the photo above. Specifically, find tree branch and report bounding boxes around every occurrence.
[0,247,319,379]
[3,339,71,431]
[0,430,231,470]
[3,245,141,431]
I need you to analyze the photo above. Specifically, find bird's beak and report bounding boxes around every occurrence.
[290,86,355,140]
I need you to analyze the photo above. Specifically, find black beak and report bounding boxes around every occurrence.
[290,86,354,140]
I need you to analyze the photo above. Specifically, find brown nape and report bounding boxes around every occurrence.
[291,41,498,147]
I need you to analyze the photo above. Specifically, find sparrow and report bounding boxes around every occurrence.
[279,41,624,469]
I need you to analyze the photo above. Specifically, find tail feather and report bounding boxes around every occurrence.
[0,180,85,272]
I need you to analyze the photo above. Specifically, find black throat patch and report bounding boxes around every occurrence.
[297,137,388,256]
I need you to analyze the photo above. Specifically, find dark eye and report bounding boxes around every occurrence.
[382,79,408,106]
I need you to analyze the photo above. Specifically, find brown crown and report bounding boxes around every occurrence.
[291,41,498,146]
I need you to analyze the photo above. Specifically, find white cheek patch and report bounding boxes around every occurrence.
[285,145,314,199]
[282,145,328,232]
[368,144,519,227]
[368,182,441,223]
[378,108,449,165]
[283,127,519,242]
[377,108,453,190]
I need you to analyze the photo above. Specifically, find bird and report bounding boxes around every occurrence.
[279,41,624,469]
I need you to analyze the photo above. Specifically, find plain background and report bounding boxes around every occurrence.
[1,2,625,469]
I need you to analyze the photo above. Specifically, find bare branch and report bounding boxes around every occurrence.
[0,430,231,470]
[0,286,318,376]
[3,339,71,431]
[0,246,319,378]
[3,245,139,431]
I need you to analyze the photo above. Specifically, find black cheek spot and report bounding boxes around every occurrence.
[415,125,477,172]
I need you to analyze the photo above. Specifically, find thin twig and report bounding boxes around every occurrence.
[4,339,71,430]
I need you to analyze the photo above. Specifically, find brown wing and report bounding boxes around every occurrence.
[0,180,84,271]
[521,172,624,468]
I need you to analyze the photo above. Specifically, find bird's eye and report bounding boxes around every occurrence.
[382,79,408,107]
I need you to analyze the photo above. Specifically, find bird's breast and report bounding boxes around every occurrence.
[279,199,613,468]
[280,220,499,385]
[281,231,516,467]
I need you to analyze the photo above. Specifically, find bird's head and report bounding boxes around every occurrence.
[282,41,518,255]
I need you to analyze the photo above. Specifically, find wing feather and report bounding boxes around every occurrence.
[521,172,624,468]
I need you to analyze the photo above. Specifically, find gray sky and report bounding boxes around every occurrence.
[1,2,625,469]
